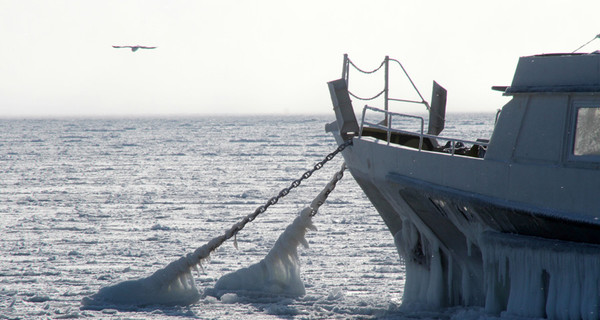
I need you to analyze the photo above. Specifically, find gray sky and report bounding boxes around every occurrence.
[1,0,599,117]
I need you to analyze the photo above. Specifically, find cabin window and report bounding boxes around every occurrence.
[573,107,600,156]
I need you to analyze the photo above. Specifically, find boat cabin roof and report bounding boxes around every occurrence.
[502,53,600,94]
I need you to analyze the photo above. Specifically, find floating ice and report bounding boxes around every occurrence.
[214,207,317,296]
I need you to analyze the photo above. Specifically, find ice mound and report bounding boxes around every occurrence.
[214,207,316,296]
[81,270,199,307]
[82,237,224,307]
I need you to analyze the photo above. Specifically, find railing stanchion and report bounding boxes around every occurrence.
[342,54,349,86]
[419,118,424,151]
[384,56,389,126]
[387,114,392,145]
[359,106,367,138]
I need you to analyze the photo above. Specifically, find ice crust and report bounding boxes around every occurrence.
[481,231,600,320]
[214,207,317,296]
[395,216,600,319]
[81,242,214,306]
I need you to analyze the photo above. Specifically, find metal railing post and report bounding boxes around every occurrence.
[419,119,424,151]
[384,56,389,126]
[342,54,349,85]
[387,113,392,145]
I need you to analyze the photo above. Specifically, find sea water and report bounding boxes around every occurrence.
[0,113,497,319]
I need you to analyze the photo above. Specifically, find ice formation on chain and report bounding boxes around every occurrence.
[214,207,316,296]
[214,165,345,296]
[81,163,345,307]
[81,236,223,306]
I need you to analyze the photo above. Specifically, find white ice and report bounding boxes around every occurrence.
[81,207,316,307]
[82,236,227,307]
[481,231,600,320]
[214,207,316,296]
[395,216,600,319]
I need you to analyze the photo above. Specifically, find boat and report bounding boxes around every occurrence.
[326,53,600,319]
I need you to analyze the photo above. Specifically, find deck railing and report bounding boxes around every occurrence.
[359,105,489,156]
[360,106,425,149]
[342,54,430,125]
[344,54,488,156]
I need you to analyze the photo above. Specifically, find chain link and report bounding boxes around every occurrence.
[246,139,353,223]
[309,163,346,216]
[179,140,353,267]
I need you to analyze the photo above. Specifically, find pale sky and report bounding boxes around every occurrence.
[1,0,599,117]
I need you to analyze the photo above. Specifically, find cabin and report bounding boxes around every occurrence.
[487,53,600,167]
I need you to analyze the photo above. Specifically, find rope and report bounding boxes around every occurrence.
[345,55,430,110]
[348,57,385,74]
[573,33,600,53]
[348,89,385,101]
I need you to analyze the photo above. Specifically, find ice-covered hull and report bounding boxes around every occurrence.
[333,132,600,318]
[327,52,600,318]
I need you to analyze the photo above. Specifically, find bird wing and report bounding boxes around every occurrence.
[112,45,157,51]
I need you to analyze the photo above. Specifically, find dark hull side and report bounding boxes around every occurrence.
[387,172,600,246]
[347,164,600,311]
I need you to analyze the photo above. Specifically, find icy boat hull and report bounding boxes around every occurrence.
[327,53,600,318]
[332,130,600,317]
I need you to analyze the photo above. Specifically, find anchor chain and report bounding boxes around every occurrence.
[185,139,353,266]
[224,139,352,250]
[89,139,355,296]
[309,162,347,216]
[244,138,353,224]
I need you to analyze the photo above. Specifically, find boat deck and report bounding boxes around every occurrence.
[361,127,486,158]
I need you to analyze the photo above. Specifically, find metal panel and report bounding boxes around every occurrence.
[327,79,359,140]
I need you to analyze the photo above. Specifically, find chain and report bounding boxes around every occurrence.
[309,163,347,216]
[244,139,353,224]
[216,139,353,252]
[93,139,355,294]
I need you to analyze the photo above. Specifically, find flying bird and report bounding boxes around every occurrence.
[112,45,157,52]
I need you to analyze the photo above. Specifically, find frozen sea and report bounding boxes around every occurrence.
[0,113,498,319]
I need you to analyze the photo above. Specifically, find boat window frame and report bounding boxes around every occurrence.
[567,101,600,163]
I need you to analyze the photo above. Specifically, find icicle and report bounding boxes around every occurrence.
[233,234,239,249]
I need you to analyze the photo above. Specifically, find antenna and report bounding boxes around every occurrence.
[572,34,600,53]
